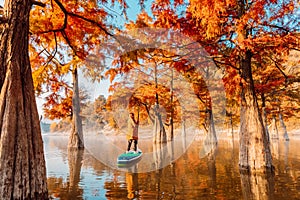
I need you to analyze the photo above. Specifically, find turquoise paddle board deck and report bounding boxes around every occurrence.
[117,150,142,165]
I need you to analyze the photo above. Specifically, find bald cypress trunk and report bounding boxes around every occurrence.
[0,0,48,199]
[269,116,279,139]
[68,67,84,149]
[278,113,289,141]
[239,50,273,172]
[152,64,167,143]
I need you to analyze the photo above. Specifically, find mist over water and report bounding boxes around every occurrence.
[44,134,300,200]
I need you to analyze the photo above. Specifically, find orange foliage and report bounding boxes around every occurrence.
[30,0,131,120]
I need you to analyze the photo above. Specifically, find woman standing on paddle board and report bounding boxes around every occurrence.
[127,112,139,153]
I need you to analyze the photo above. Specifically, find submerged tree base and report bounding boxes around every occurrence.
[239,164,275,174]
[68,131,84,149]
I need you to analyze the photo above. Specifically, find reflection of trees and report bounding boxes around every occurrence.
[68,149,84,197]
[167,140,174,162]
[47,149,84,199]
[48,177,68,199]
[273,140,300,199]
[283,141,289,172]
[102,140,247,199]
[153,142,167,170]
[240,171,275,200]
[200,129,218,159]
[152,140,176,170]
[207,149,217,193]
[47,135,300,199]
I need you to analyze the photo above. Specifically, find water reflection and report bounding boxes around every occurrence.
[152,142,174,170]
[44,135,300,199]
[47,148,84,200]
[283,141,289,172]
[125,165,139,199]
[207,148,217,192]
[67,149,84,199]
[240,171,275,200]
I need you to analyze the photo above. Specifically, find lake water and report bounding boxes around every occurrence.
[44,134,300,200]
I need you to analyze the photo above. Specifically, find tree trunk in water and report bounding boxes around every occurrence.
[261,94,270,144]
[239,50,273,172]
[181,118,187,151]
[229,113,235,148]
[278,113,289,141]
[152,107,167,143]
[0,0,48,198]
[270,137,279,160]
[200,110,218,158]
[169,67,174,141]
[227,112,234,139]
[152,62,167,143]
[68,67,84,149]
[204,110,217,146]
[269,116,279,139]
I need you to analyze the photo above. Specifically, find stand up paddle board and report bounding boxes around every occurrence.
[117,150,142,166]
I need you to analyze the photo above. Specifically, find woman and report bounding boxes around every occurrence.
[126,112,139,153]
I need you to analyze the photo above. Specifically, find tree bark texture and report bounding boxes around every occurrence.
[68,67,84,149]
[205,110,218,144]
[152,63,167,143]
[0,0,48,199]
[239,50,273,172]
[169,68,174,141]
[261,106,270,145]
[269,116,279,139]
[202,110,218,157]
[270,137,279,160]
[278,113,289,141]
[152,107,167,143]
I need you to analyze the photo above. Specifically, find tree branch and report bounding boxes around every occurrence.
[31,0,46,8]
[67,12,114,37]
[141,103,154,123]
[265,23,290,33]
[270,57,288,80]
[44,32,58,66]
[61,30,80,58]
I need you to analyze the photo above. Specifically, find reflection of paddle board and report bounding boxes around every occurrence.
[117,150,142,166]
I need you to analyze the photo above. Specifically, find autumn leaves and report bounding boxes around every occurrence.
[29,0,299,171]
